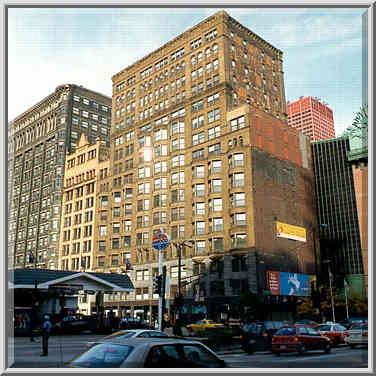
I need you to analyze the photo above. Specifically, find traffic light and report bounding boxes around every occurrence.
[153,275,163,295]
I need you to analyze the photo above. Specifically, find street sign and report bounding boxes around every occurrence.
[48,283,84,295]
[152,229,170,250]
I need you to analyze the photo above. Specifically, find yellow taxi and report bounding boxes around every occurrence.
[187,319,225,333]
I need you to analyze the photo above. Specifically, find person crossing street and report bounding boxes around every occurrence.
[40,315,51,356]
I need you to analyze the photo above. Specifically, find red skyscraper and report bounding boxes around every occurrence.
[287,96,335,141]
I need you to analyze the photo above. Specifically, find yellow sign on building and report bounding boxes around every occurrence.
[276,221,307,242]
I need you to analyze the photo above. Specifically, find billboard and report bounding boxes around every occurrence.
[276,221,307,242]
[267,271,311,296]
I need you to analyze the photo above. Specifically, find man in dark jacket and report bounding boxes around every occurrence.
[40,315,52,356]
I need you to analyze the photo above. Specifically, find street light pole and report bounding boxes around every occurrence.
[312,227,323,322]
[323,259,336,323]
[177,243,182,319]
[174,240,193,322]
[328,263,336,323]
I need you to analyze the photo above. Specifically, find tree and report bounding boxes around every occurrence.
[342,104,368,140]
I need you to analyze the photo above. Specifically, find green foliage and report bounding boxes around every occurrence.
[342,104,368,138]
[352,105,368,130]
[296,288,368,321]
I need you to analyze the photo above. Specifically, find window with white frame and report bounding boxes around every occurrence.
[196,221,206,235]
[171,154,184,168]
[196,240,206,254]
[192,131,205,146]
[171,120,184,135]
[208,125,220,140]
[230,116,245,131]
[195,165,205,178]
[195,202,205,216]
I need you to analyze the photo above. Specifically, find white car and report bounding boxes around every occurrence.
[70,338,228,368]
[345,324,368,348]
[87,329,169,348]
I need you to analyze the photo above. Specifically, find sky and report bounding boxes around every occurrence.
[7,6,368,136]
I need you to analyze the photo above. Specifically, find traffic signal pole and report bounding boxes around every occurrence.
[158,249,163,331]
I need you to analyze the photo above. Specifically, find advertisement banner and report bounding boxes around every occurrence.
[267,271,311,296]
[280,272,311,296]
[267,271,280,295]
[276,221,307,242]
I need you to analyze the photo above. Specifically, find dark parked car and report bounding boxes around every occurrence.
[56,314,91,334]
[119,318,151,330]
[271,325,331,355]
[340,317,368,329]
[240,321,289,354]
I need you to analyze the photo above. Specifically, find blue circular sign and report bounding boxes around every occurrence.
[152,229,170,250]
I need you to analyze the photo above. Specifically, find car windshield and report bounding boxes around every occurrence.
[318,325,331,331]
[275,327,296,336]
[70,343,133,368]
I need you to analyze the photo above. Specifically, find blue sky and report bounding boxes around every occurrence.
[8,7,367,136]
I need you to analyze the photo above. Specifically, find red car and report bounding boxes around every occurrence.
[271,326,331,355]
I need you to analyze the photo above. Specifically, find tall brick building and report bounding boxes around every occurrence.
[287,96,335,141]
[95,11,317,321]
[8,84,112,270]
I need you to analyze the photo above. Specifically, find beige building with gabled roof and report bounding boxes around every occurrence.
[58,133,110,274]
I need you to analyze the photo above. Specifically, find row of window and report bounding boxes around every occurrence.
[115,115,222,151]
[94,232,247,253]
[117,29,217,92]
[65,171,96,187]
[72,95,109,113]
[72,107,109,123]
[95,207,246,239]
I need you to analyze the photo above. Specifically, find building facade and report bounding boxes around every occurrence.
[311,137,364,295]
[345,108,368,295]
[8,84,112,270]
[58,133,110,273]
[94,11,317,321]
[287,96,335,141]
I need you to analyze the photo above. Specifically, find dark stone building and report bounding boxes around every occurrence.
[8,84,112,270]
[311,137,364,294]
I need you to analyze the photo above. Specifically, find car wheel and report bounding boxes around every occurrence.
[333,337,340,348]
[298,344,306,355]
[272,351,280,356]
[324,343,331,354]
[349,344,356,349]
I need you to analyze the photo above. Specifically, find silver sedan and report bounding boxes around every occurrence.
[345,324,368,348]
[69,338,227,368]
[86,329,169,347]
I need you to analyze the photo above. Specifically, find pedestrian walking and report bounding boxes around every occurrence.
[40,315,52,356]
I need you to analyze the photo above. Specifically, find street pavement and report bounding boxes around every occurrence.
[219,346,369,368]
[7,333,369,369]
